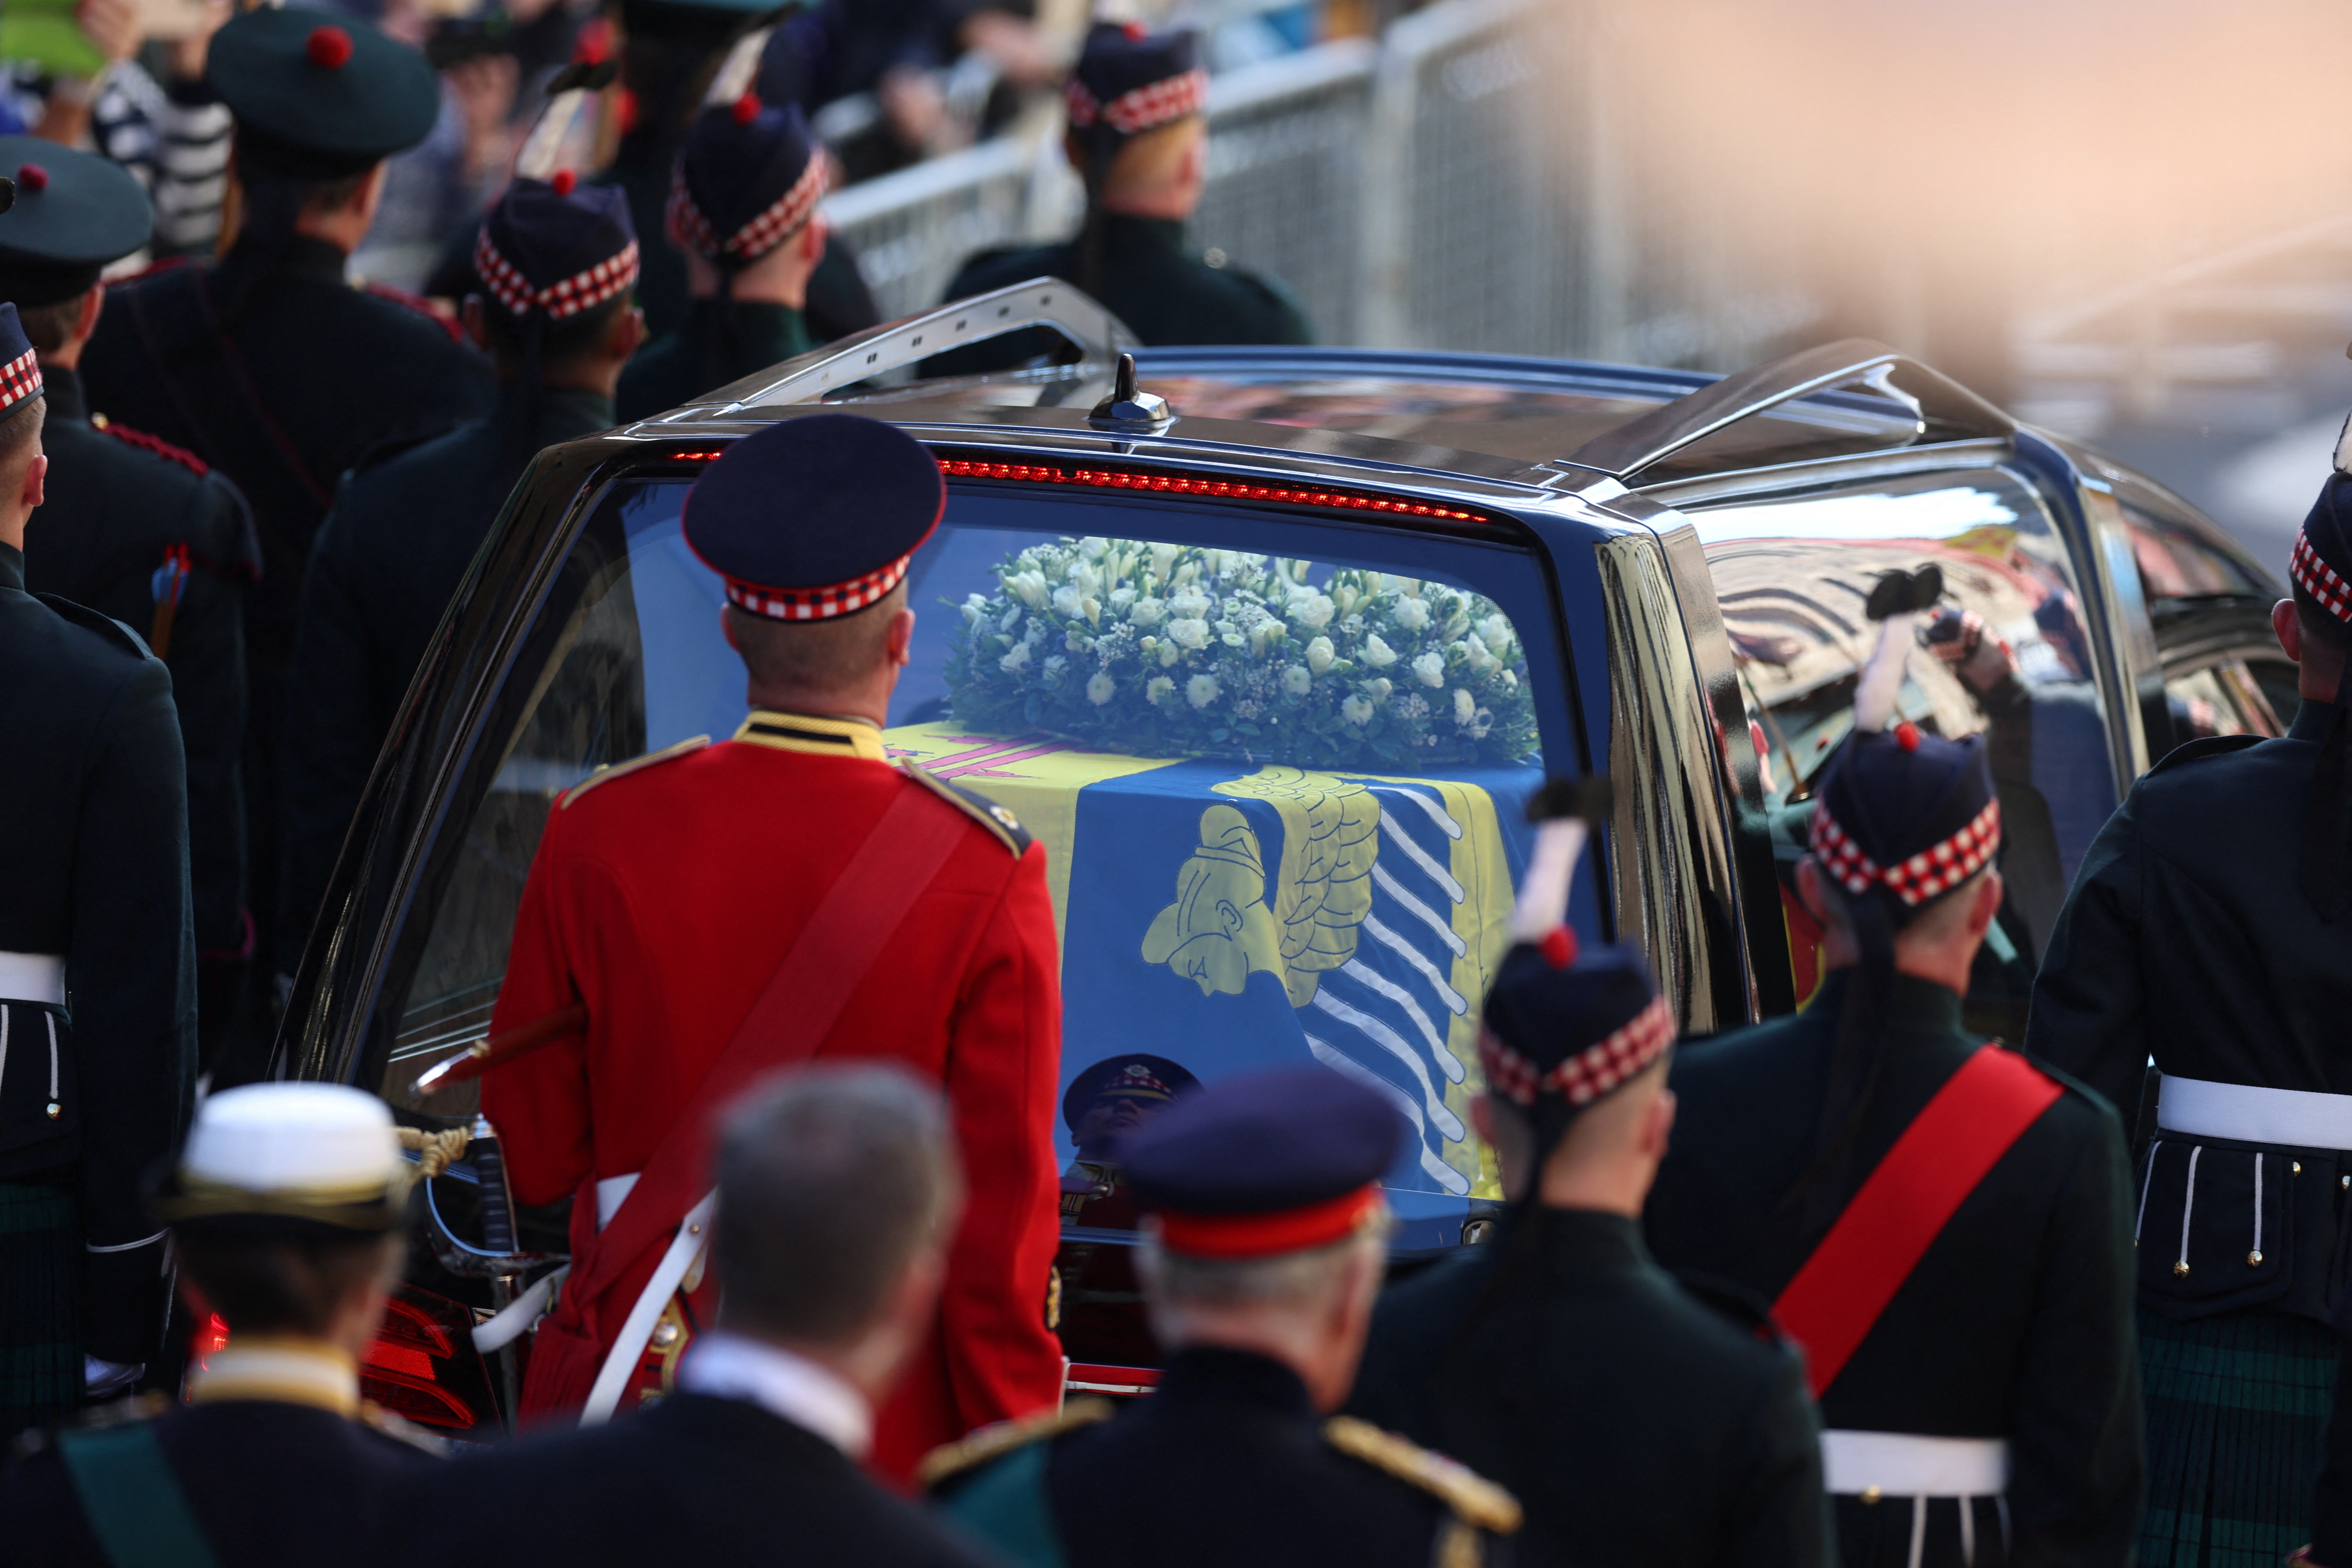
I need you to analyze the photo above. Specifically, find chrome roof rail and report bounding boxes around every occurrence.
[655,277,1140,417]
[1557,337,2015,481]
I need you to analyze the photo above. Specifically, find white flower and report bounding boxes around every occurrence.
[1070,563,1101,598]
[1130,597,1165,628]
[1221,633,1246,649]
[1067,630,1090,652]
[1499,668,1517,688]
[1187,674,1221,709]
[1341,695,1375,725]
[1250,622,1283,657]
[1283,665,1312,695]
[1393,597,1431,632]
[1043,654,1068,679]
[1169,590,1212,621]
[1087,672,1117,705]
[1168,618,1210,650]
[1454,688,1477,725]
[1341,614,1365,637]
[1305,635,1336,675]
[1461,637,1497,674]
[1412,651,1446,687]
[1147,675,1176,706]
[1080,536,1109,561]
[1000,606,1023,632]
[1172,562,1201,588]
[998,644,1031,673]
[1284,592,1330,631]
[1479,613,1514,653]
[1109,587,1137,611]
[1332,583,1359,616]
[1081,597,1102,626]
[1149,542,1180,579]
[1052,586,1083,619]
[1363,634,1399,668]
[1467,707,1494,740]
[1159,641,1181,667]
[1009,571,1049,610]
[1365,677,1394,705]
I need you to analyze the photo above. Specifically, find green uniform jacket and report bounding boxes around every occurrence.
[1347,1207,1832,1568]
[616,301,813,424]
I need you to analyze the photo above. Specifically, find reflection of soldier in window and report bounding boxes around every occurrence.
[1921,606,2104,970]
[1060,1054,1201,1229]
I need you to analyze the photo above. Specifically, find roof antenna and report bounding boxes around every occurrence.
[1089,351,1174,434]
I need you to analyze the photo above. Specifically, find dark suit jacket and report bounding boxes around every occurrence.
[1348,1208,1831,1568]
[417,1392,1005,1568]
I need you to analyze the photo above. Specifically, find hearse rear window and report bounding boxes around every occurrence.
[377,474,1568,1249]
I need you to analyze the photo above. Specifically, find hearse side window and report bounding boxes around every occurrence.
[373,475,1569,1255]
[1682,468,2114,1041]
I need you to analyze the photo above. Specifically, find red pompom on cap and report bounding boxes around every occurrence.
[307,25,353,69]
[1539,925,1578,971]
[1894,720,1921,752]
[15,163,46,193]
[1122,19,1146,38]
[550,169,576,196]
[731,91,760,125]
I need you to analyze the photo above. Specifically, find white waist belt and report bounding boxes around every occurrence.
[1820,1431,2010,1497]
[2157,1074,2352,1152]
[0,953,64,1007]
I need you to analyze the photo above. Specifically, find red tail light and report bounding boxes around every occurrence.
[358,1286,498,1430]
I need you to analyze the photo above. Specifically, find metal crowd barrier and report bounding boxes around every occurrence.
[821,0,1817,365]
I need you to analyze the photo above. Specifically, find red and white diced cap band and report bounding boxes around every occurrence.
[722,550,917,622]
[1810,795,2002,907]
[667,154,828,266]
[473,230,641,320]
[1479,992,1677,1110]
[0,347,42,413]
[1064,67,1208,136]
[2294,527,2352,625]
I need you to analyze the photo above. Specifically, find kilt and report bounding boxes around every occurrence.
[0,1175,82,1442]
[2140,1310,2341,1568]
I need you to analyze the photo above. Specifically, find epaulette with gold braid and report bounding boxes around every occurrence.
[559,735,711,809]
[902,761,1031,857]
[917,1396,1114,1490]
[1323,1416,1522,1535]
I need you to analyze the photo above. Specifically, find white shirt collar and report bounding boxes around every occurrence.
[677,1332,873,1459]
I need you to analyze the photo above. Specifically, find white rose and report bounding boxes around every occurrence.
[1461,637,1497,673]
[1169,591,1212,621]
[1130,597,1165,628]
[1010,571,1049,610]
[1052,586,1083,619]
[1341,695,1375,726]
[1070,563,1101,598]
[1147,675,1176,706]
[1394,597,1431,632]
[1087,672,1117,705]
[1168,618,1210,650]
[1187,674,1221,709]
[1362,634,1398,668]
[1283,665,1312,695]
[1149,542,1180,579]
[1289,592,1335,630]
[998,644,1031,673]
[1109,587,1137,610]
[1454,688,1476,725]
[1479,614,1514,653]
[1412,651,1446,687]
[1365,677,1394,705]
[1305,636,1336,675]
[1080,536,1109,560]
[1159,641,1181,667]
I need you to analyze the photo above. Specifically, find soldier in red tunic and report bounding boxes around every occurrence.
[479,414,1065,1480]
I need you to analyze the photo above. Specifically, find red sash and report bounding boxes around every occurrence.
[1771,1046,2062,1397]
[518,779,973,1418]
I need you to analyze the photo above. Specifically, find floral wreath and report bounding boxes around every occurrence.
[942,538,1537,768]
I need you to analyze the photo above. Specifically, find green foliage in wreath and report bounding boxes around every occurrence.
[942,537,1537,768]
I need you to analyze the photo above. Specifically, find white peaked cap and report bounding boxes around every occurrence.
[180,1082,403,1201]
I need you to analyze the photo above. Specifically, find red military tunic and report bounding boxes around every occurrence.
[481,709,1065,1479]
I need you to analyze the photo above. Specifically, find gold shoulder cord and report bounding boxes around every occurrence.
[916,1396,1116,1490]
[1323,1415,1523,1538]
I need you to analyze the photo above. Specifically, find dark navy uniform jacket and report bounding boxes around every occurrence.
[276,383,613,975]
[1348,1209,1832,1568]
[78,240,492,975]
[1646,973,2142,1568]
[0,543,193,1363]
[929,214,1311,376]
[416,1392,998,1568]
[616,301,811,423]
[933,1346,1515,1568]
[22,367,257,965]
[1,1398,439,1568]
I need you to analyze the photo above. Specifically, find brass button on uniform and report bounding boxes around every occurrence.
[1859,1487,1882,1506]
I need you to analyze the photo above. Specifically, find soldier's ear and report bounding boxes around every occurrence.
[2276,599,2303,664]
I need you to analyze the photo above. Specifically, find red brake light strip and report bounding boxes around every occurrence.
[935,457,1488,523]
